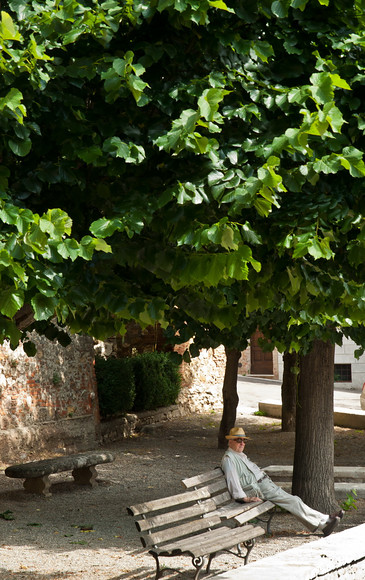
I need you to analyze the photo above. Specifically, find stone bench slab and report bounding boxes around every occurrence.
[5,451,115,496]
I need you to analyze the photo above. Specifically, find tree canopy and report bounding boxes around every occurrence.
[1,0,365,354]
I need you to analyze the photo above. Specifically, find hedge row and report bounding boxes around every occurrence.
[95,351,181,418]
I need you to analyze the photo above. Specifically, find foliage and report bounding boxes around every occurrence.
[94,356,135,417]
[340,489,358,511]
[2,0,365,352]
[132,352,182,412]
[95,351,181,416]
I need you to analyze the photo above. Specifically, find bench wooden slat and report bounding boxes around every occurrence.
[215,499,263,519]
[233,500,275,525]
[182,467,223,488]
[188,525,265,559]
[136,498,217,532]
[204,477,229,494]
[211,490,232,507]
[142,514,222,547]
[127,486,211,516]
[158,523,264,557]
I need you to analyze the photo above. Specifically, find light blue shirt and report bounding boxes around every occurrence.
[221,449,266,499]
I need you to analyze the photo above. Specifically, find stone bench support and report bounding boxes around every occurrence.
[5,452,114,497]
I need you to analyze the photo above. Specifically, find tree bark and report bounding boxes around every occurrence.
[292,340,337,513]
[218,347,240,449]
[281,351,298,432]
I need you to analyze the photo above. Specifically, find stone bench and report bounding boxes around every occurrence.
[5,451,115,497]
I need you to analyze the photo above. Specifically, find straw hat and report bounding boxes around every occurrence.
[225,427,250,440]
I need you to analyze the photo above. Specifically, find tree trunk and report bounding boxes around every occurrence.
[292,340,337,513]
[218,347,240,449]
[281,351,298,432]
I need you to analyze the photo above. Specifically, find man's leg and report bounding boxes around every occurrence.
[258,478,328,532]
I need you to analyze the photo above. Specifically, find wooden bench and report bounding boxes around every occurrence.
[127,467,274,580]
[4,451,115,497]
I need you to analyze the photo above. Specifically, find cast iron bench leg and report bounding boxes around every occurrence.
[150,552,177,580]
[72,465,97,487]
[237,538,255,565]
[23,476,51,497]
[206,552,216,574]
[192,556,206,580]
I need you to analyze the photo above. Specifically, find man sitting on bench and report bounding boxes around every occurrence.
[222,427,344,537]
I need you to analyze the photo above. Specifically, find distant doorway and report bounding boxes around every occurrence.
[250,330,273,375]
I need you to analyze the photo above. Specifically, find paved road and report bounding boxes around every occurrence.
[237,376,362,413]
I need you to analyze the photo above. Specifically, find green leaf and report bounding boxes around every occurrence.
[31,294,58,321]
[221,226,238,250]
[208,1,234,12]
[78,146,103,164]
[0,88,26,123]
[271,1,288,18]
[0,288,24,318]
[198,88,229,122]
[0,11,22,40]
[39,209,73,239]
[251,41,274,63]
[330,74,351,91]
[8,138,32,157]
[310,72,334,105]
[90,217,122,238]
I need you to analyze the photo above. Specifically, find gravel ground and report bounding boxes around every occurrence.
[0,410,364,579]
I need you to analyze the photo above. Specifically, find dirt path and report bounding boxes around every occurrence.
[0,410,364,579]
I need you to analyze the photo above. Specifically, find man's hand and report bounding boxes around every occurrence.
[236,496,262,504]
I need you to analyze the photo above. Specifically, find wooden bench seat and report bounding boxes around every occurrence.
[127,467,274,579]
[5,451,115,497]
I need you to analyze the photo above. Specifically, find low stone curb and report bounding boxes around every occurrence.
[212,523,365,579]
[259,401,365,429]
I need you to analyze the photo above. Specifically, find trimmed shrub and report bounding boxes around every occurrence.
[95,356,135,418]
[132,351,181,412]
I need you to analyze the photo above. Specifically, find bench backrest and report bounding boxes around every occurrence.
[127,468,238,549]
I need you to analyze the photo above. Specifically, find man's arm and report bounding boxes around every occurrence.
[222,456,261,503]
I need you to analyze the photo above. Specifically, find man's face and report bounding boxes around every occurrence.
[228,438,246,452]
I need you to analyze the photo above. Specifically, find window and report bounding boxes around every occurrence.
[334,364,352,382]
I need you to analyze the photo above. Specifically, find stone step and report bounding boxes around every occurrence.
[263,465,365,482]
[274,481,365,499]
[258,401,365,429]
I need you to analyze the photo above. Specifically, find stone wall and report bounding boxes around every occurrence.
[0,327,228,459]
[175,344,226,413]
[0,332,99,465]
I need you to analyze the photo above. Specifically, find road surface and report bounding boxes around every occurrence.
[237,376,362,413]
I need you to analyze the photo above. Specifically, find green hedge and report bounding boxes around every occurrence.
[95,356,135,417]
[95,352,181,418]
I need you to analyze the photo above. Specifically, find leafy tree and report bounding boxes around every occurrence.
[2,0,365,511]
